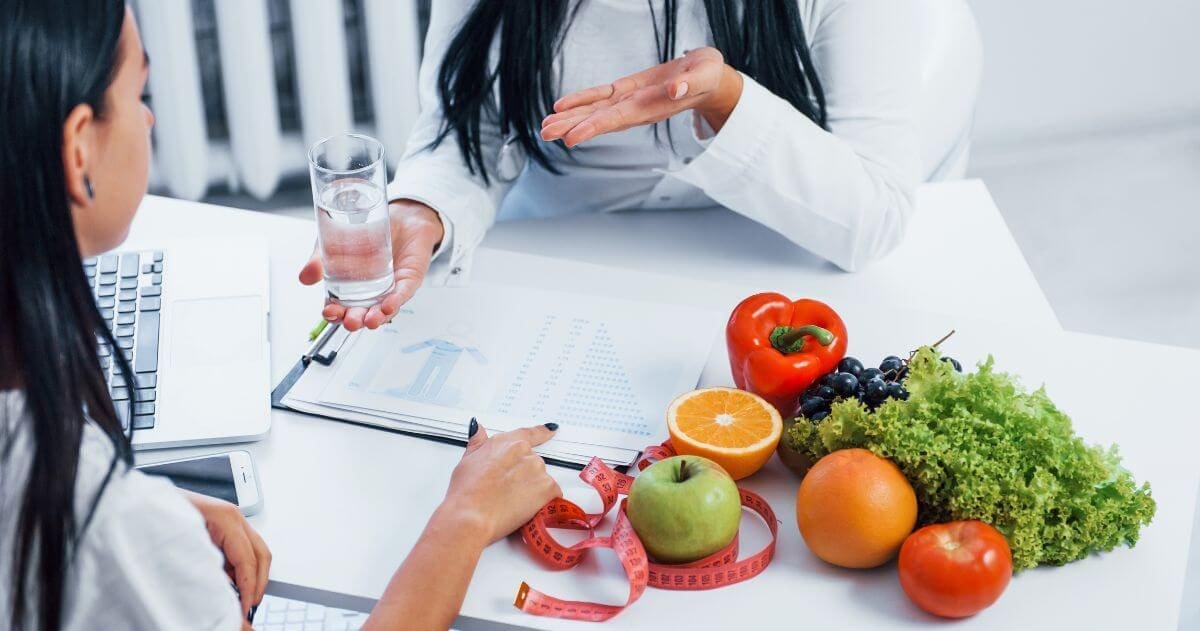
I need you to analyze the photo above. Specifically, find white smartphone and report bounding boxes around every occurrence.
[138,450,263,516]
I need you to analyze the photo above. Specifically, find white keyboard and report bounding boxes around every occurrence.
[251,594,368,631]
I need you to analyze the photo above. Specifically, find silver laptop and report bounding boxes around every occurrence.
[85,238,271,449]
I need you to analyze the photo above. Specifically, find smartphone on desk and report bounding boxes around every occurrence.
[138,450,263,516]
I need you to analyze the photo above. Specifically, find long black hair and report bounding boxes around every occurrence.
[0,1,135,629]
[435,0,827,184]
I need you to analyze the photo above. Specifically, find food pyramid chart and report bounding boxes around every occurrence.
[494,316,650,437]
[558,321,648,436]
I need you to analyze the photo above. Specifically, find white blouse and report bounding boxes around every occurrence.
[0,392,242,630]
[388,0,920,277]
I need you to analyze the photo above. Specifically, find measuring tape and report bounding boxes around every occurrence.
[514,443,779,622]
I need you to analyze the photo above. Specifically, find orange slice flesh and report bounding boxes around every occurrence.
[666,387,782,480]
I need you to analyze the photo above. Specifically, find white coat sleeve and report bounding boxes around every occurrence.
[386,0,514,285]
[670,0,921,271]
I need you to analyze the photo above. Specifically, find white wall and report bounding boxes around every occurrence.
[969,0,1200,149]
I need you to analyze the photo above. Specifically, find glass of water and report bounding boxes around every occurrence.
[308,134,394,307]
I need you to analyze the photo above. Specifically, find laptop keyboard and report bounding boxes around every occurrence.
[252,595,368,631]
[83,250,164,431]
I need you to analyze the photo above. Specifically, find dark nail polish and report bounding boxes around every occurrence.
[468,417,478,438]
[544,422,559,431]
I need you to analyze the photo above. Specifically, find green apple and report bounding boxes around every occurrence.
[626,455,742,564]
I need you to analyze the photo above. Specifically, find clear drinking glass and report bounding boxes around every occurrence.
[308,134,394,307]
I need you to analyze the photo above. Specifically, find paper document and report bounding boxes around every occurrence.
[283,283,722,466]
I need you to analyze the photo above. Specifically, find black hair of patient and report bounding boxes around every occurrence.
[0,1,135,629]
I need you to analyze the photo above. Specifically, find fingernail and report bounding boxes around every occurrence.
[468,417,479,438]
[544,422,559,431]
[674,81,689,99]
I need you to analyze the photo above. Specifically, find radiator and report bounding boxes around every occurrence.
[132,0,423,201]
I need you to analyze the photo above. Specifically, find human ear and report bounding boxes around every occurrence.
[61,103,96,208]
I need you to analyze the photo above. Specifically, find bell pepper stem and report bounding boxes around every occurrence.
[770,325,835,354]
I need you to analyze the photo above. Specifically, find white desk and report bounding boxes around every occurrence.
[484,179,1061,332]
[124,179,1059,332]
[124,183,1199,629]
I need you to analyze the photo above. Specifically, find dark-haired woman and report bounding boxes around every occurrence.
[302,0,922,331]
[2,3,563,630]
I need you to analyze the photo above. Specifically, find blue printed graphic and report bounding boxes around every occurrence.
[393,338,488,402]
[347,322,489,408]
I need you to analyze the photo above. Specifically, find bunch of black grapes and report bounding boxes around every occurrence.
[797,354,962,422]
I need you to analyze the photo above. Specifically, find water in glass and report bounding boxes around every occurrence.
[316,178,394,306]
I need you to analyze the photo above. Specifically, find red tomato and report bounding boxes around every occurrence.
[898,520,1012,618]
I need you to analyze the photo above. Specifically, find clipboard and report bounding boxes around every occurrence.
[271,322,607,471]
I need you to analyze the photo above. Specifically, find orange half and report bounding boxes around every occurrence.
[666,387,782,480]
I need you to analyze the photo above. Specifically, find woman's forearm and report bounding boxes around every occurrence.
[694,64,744,133]
[363,502,490,630]
[676,74,917,272]
[362,424,560,629]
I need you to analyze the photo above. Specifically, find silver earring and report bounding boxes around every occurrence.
[84,176,94,199]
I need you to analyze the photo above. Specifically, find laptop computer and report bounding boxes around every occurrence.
[85,237,271,449]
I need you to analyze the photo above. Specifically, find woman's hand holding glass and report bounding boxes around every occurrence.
[541,46,743,147]
[299,199,444,331]
[440,422,562,545]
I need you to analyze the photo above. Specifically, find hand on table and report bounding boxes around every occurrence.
[182,490,272,618]
[299,199,444,331]
[440,421,562,545]
[541,46,743,147]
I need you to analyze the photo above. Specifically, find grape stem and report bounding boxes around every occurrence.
[908,329,956,361]
[931,329,957,348]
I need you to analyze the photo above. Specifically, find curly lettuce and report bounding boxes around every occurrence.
[785,347,1155,570]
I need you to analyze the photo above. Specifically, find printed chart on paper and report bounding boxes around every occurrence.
[311,284,722,453]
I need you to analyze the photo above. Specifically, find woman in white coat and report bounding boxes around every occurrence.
[301,0,921,330]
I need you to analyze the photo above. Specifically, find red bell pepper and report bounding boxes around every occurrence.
[726,293,848,415]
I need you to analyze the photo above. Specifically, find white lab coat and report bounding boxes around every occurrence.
[387,0,921,278]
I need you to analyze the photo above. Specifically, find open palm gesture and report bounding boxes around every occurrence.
[541,47,739,147]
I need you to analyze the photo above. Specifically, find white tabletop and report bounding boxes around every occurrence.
[120,182,1200,629]
[484,179,1061,332]
[123,179,1058,336]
